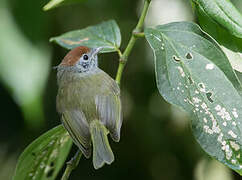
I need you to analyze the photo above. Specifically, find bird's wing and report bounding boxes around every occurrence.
[95,74,122,142]
[61,110,91,158]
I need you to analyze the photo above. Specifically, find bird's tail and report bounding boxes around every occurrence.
[90,120,114,169]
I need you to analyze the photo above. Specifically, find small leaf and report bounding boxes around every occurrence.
[50,20,121,53]
[145,22,242,175]
[13,125,73,180]
[192,0,242,38]
[43,0,86,11]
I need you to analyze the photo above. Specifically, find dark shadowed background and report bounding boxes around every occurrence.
[0,0,242,179]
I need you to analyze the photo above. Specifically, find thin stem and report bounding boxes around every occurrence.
[115,0,150,85]
[61,150,82,180]
[133,32,145,38]
[135,0,150,31]
[117,49,123,58]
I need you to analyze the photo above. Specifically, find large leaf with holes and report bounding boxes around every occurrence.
[145,22,242,175]
[13,125,73,180]
[43,0,86,11]
[192,0,242,38]
[50,20,121,53]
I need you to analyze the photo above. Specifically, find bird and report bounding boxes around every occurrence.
[55,46,122,169]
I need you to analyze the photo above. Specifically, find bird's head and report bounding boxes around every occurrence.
[57,46,102,73]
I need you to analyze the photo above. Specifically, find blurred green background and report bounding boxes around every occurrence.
[0,0,242,179]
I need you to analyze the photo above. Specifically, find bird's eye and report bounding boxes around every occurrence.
[83,54,89,60]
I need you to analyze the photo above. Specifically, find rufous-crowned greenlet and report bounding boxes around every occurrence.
[56,46,122,169]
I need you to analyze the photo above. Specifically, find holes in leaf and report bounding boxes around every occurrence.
[198,83,206,92]
[188,76,194,84]
[185,52,193,59]
[50,161,55,167]
[46,168,54,178]
[172,55,181,62]
[206,92,214,103]
[198,83,205,89]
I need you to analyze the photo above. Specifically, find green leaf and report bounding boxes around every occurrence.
[193,2,242,72]
[145,22,242,175]
[50,20,121,53]
[222,46,242,73]
[13,125,73,180]
[43,0,86,11]
[0,2,51,128]
[192,0,242,38]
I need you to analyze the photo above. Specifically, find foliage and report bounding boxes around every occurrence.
[192,0,242,38]
[145,21,242,175]
[0,0,51,128]
[13,125,72,180]
[50,20,121,53]
[13,0,242,179]
[192,0,242,72]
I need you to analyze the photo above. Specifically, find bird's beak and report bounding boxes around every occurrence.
[92,47,103,57]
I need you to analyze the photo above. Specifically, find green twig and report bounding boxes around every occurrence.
[133,32,145,38]
[115,0,151,85]
[61,150,82,180]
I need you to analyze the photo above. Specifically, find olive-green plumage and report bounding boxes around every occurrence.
[56,47,122,169]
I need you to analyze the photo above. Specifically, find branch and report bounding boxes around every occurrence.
[115,0,151,85]
[61,150,82,180]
